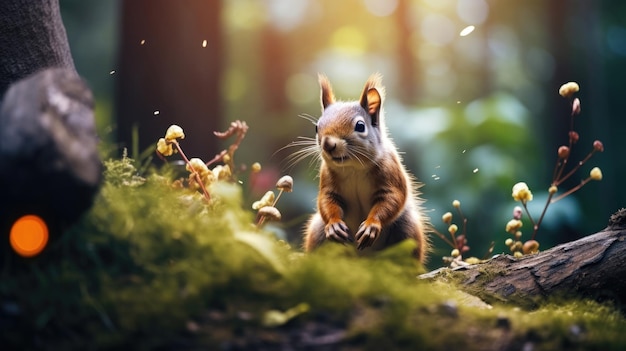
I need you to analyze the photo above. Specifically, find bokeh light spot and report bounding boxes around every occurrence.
[9,215,49,257]
[330,26,367,54]
[363,0,398,17]
[223,0,265,31]
[420,14,455,46]
[457,0,489,25]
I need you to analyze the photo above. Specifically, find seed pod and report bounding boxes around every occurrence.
[512,206,523,220]
[442,212,453,224]
[593,140,604,152]
[251,162,262,173]
[558,82,579,98]
[448,224,458,235]
[522,240,540,254]
[557,145,570,159]
[571,97,581,115]
[589,167,603,181]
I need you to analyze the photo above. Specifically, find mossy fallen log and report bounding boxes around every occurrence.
[421,208,626,308]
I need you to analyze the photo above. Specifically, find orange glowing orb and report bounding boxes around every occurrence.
[9,215,49,257]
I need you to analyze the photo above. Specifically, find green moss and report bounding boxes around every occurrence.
[2,157,626,350]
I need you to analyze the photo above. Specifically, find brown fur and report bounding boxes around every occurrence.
[303,74,429,262]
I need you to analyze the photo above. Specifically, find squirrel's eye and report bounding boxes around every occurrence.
[355,120,366,133]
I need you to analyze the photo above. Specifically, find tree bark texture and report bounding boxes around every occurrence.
[0,0,75,97]
[422,209,626,308]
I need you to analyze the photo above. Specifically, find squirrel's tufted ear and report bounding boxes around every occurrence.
[318,74,335,110]
[360,74,384,126]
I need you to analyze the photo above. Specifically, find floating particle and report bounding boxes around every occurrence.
[202,39,207,47]
[435,165,441,169]
[460,25,475,37]
[462,149,466,154]
[434,176,440,181]
[473,168,479,173]
[153,110,160,116]
[431,174,437,178]
[109,70,116,75]
[140,39,146,45]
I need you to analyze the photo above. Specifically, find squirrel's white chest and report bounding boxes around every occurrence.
[336,170,375,233]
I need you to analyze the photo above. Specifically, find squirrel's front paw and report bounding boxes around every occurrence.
[355,220,382,250]
[325,220,352,243]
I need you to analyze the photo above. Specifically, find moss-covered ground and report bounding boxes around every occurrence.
[2,157,626,350]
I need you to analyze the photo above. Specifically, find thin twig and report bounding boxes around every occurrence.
[211,120,249,178]
[554,149,597,186]
[456,206,468,239]
[205,150,228,167]
[551,177,591,204]
[172,141,211,201]
[432,229,456,248]
[531,192,554,240]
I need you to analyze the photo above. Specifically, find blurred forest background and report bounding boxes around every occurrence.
[60,0,622,266]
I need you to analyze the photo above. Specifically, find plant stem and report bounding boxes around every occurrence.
[205,150,227,167]
[521,201,536,228]
[432,229,455,248]
[554,149,596,186]
[173,141,211,202]
[554,157,568,184]
[456,206,468,238]
[531,192,554,241]
[551,177,591,204]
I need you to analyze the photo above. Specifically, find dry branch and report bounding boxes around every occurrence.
[421,209,626,307]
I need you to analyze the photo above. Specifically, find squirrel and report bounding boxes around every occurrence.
[303,74,429,261]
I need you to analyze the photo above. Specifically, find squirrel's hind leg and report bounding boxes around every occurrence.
[303,213,326,252]
[380,210,428,261]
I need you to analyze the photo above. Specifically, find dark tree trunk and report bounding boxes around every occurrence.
[261,26,289,114]
[394,0,418,104]
[115,0,223,160]
[0,0,75,97]
[0,0,100,248]
[421,209,626,308]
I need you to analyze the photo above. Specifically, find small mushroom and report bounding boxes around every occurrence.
[252,191,275,210]
[276,175,293,192]
[258,206,281,222]
[165,124,185,141]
